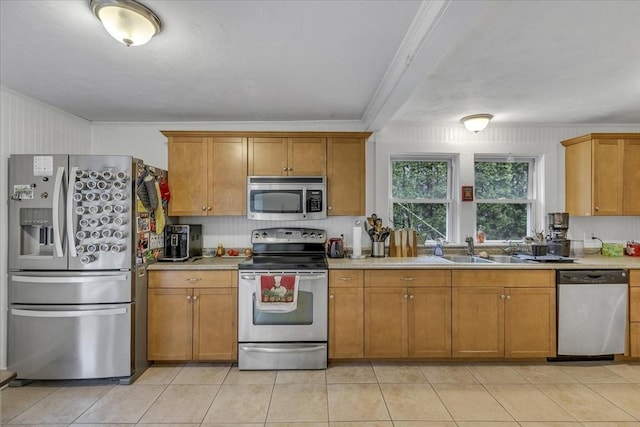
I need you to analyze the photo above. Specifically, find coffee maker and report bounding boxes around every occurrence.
[161,224,202,261]
[547,212,570,257]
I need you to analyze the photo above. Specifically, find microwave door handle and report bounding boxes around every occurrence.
[67,166,78,258]
[52,166,66,258]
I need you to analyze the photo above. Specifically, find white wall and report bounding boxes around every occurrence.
[0,86,92,369]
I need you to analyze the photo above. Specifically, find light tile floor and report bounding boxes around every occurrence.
[2,361,640,426]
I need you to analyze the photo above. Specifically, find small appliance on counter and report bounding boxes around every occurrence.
[327,236,345,258]
[161,225,202,261]
[547,212,571,257]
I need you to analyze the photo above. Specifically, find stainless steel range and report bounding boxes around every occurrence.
[238,227,328,370]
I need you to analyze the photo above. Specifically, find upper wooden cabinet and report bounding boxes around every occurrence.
[562,133,640,216]
[328,137,366,216]
[165,134,247,216]
[163,131,370,217]
[248,137,326,176]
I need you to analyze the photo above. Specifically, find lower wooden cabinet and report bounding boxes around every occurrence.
[364,270,451,358]
[148,270,237,361]
[452,270,556,358]
[328,270,364,358]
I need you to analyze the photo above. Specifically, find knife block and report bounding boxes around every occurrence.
[388,229,418,257]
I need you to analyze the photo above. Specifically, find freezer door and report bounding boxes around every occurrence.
[9,271,133,304]
[68,155,135,270]
[8,154,69,270]
[8,303,132,380]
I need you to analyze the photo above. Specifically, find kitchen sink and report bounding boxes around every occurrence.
[486,255,534,264]
[438,255,495,263]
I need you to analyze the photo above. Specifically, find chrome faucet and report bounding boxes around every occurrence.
[465,236,474,256]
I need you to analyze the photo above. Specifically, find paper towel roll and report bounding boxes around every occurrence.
[353,226,362,257]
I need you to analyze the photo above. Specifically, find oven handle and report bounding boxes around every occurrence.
[240,273,327,280]
[239,345,326,353]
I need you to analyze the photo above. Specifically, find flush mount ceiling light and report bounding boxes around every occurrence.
[461,114,494,133]
[91,0,162,47]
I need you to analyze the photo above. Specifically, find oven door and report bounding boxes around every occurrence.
[238,270,328,342]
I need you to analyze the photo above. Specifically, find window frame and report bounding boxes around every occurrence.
[473,155,538,242]
[388,155,455,243]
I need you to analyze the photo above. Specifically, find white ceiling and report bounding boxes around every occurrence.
[1,0,639,130]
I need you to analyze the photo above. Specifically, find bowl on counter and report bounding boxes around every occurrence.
[202,248,216,258]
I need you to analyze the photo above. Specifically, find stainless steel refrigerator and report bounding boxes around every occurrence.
[7,154,166,384]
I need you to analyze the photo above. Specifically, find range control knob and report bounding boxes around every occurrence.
[310,233,316,238]
[302,232,308,238]
[262,232,268,238]
[254,232,261,239]
[317,233,324,240]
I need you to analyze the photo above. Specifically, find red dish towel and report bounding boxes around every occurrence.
[255,275,299,312]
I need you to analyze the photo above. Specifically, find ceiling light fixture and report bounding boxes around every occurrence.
[91,0,162,47]
[461,114,494,133]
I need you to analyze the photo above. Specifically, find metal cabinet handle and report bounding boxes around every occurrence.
[282,167,288,171]
[500,294,506,299]
[506,295,511,300]
[193,295,198,301]
[207,206,212,211]
[409,295,415,299]
[202,206,206,211]
[403,294,409,299]
[186,295,192,301]
[329,294,334,299]
[186,277,201,283]
[340,277,355,281]
[401,277,416,281]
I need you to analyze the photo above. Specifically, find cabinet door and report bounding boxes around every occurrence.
[364,287,407,358]
[564,140,592,216]
[148,288,193,360]
[167,137,209,216]
[593,139,623,215]
[210,137,247,215]
[248,137,288,175]
[452,287,503,358]
[623,140,640,215]
[408,287,451,358]
[504,287,556,358]
[327,137,365,215]
[193,288,237,360]
[631,323,640,357]
[329,286,364,358]
[289,137,326,176]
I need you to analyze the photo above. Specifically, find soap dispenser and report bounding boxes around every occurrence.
[434,238,444,256]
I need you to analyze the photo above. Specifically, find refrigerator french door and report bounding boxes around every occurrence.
[7,154,157,383]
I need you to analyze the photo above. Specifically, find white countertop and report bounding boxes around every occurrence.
[147,254,640,271]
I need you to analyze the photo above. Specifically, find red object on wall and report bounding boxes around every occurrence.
[462,186,474,202]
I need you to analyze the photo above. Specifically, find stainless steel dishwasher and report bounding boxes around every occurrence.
[557,269,628,357]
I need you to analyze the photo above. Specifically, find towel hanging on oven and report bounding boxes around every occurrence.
[255,274,299,313]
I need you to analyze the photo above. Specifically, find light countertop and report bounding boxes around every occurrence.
[147,254,640,271]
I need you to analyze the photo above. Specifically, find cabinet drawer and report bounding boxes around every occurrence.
[149,270,235,288]
[631,323,640,358]
[329,270,363,288]
[630,287,640,322]
[365,269,450,287]
[452,270,554,287]
[630,269,640,287]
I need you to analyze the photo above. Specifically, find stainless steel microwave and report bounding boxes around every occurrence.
[247,176,326,220]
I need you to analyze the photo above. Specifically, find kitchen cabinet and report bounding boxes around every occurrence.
[163,131,370,216]
[164,133,247,216]
[364,269,451,358]
[630,270,640,358]
[148,270,237,361]
[327,137,366,216]
[562,133,640,216]
[328,270,364,359]
[452,270,556,358]
[248,136,326,176]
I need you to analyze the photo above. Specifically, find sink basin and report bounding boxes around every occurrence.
[438,255,495,263]
[487,255,533,264]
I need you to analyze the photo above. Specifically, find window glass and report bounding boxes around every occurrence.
[474,159,534,241]
[390,159,450,241]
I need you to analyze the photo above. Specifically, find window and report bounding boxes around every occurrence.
[474,157,535,241]
[390,158,452,242]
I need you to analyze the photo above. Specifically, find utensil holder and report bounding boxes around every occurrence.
[371,241,385,257]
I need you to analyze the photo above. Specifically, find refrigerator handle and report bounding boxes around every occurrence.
[67,166,78,258]
[52,166,66,258]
